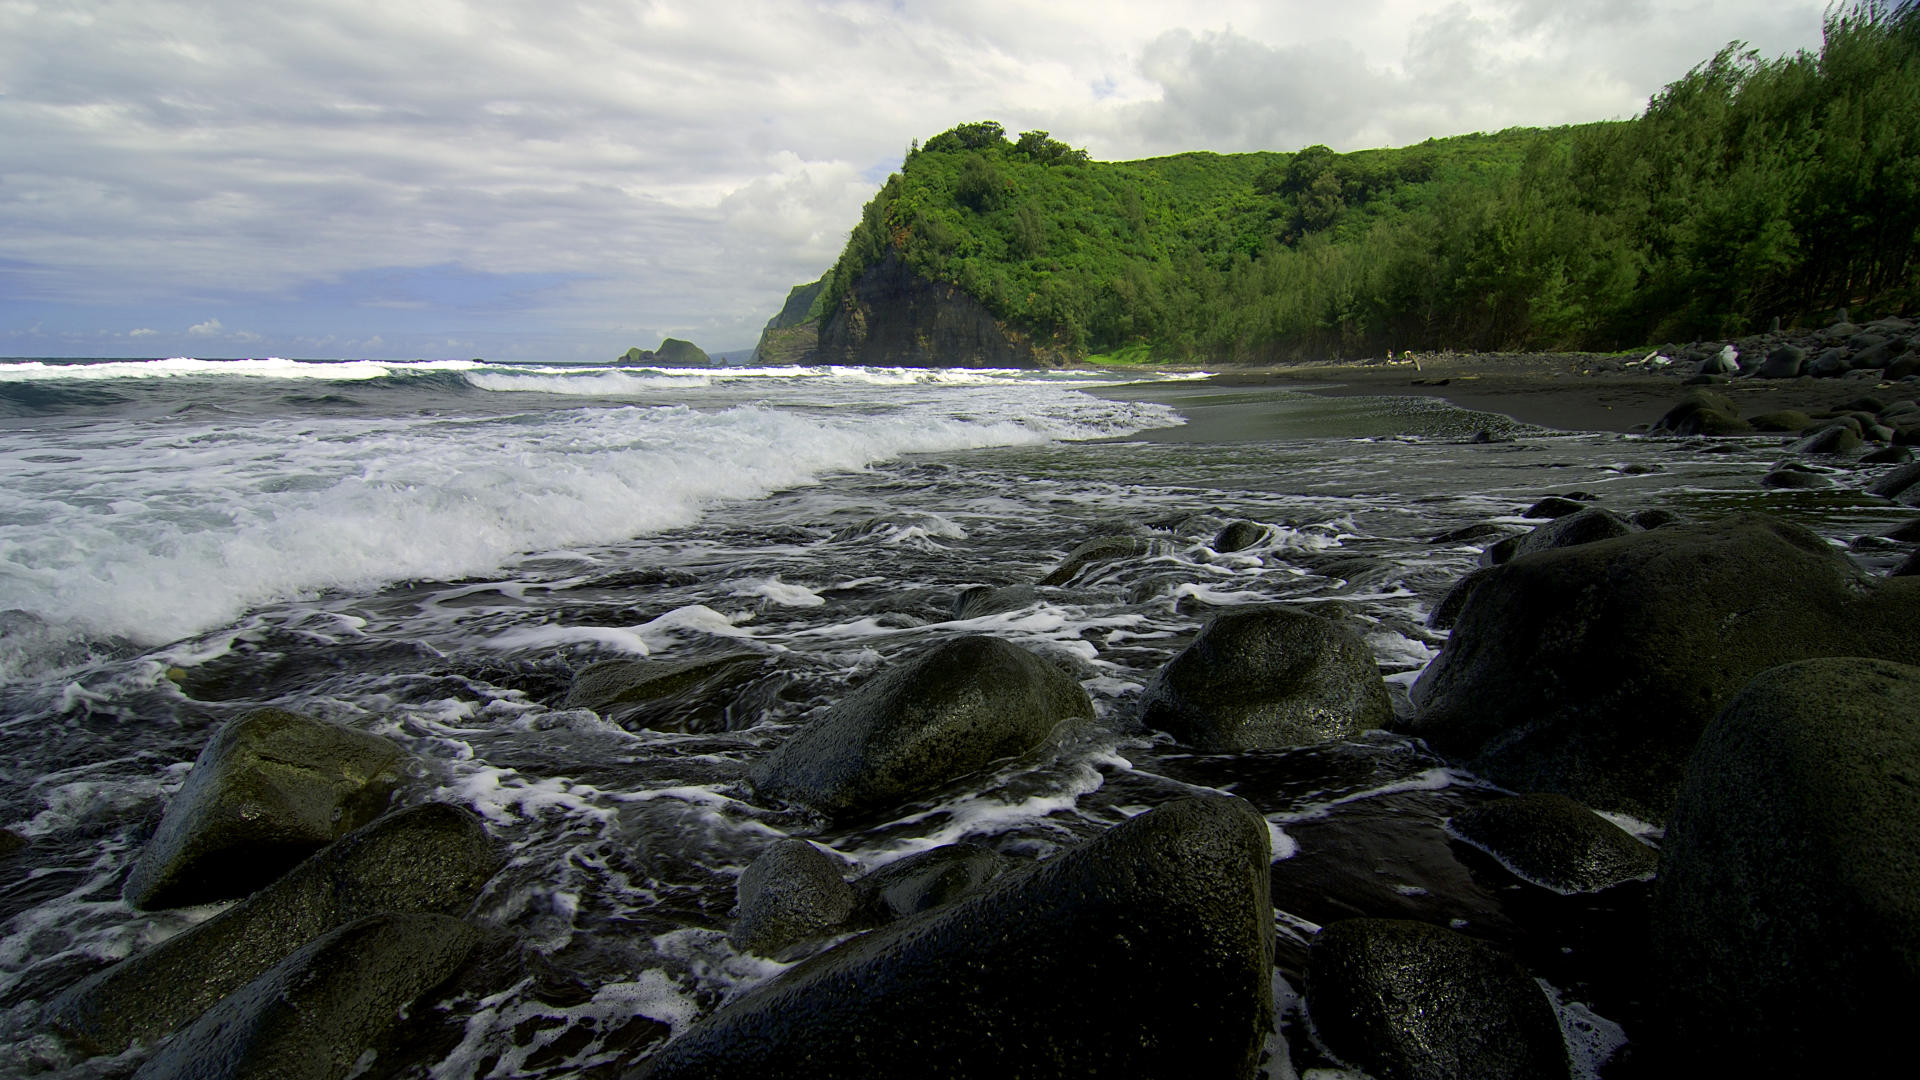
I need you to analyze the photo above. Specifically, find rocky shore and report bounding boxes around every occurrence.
[21,361,1920,1078]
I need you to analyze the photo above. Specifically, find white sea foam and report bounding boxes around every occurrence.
[0,356,484,382]
[0,382,1182,651]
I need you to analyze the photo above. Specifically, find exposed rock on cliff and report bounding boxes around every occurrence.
[817,253,1069,369]
[751,276,828,365]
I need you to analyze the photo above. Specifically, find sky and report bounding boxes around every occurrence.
[1,0,1835,362]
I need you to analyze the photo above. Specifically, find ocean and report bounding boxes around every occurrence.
[0,357,1907,1077]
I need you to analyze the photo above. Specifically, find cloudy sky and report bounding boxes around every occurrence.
[3,0,1832,361]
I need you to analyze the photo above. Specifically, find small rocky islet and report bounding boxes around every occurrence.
[21,386,1920,1079]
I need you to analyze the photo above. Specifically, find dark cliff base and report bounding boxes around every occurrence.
[818,253,1070,368]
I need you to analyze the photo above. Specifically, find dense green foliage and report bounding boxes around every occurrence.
[820,2,1919,360]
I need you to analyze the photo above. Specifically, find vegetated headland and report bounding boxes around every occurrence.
[758,1,1918,371]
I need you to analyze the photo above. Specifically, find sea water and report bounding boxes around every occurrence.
[0,357,1908,1077]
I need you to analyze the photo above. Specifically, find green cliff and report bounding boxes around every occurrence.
[777,2,1918,366]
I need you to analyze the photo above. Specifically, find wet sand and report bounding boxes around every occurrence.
[1091,354,1912,438]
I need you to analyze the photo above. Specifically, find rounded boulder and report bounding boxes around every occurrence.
[1306,918,1570,1080]
[123,708,407,910]
[1140,605,1391,752]
[748,636,1093,817]
[629,796,1274,1079]
[1651,657,1920,1074]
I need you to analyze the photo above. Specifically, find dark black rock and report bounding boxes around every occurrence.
[1755,344,1806,379]
[1306,919,1571,1080]
[730,839,854,958]
[951,584,1038,620]
[1629,508,1684,530]
[1650,389,1750,435]
[1037,535,1149,586]
[1788,422,1863,455]
[1747,409,1813,432]
[0,828,23,859]
[123,709,407,910]
[1853,336,1908,370]
[1808,346,1853,377]
[1428,567,1492,631]
[1760,466,1831,489]
[564,653,767,732]
[1862,445,1914,465]
[1503,507,1638,562]
[1520,496,1590,520]
[1886,518,1920,542]
[1652,658,1920,1075]
[1868,461,1920,500]
[46,803,500,1055]
[629,796,1274,1079]
[1894,550,1920,577]
[851,842,1011,924]
[1408,514,1920,820]
[748,636,1093,817]
[1211,520,1270,553]
[1139,605,1392,751]
[1428,522,1521,546]
[1448,793,1657,894]
[129,914,482,1080]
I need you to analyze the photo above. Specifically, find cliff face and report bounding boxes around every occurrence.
[818,253,1067,369]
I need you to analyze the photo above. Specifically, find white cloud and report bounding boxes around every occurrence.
[128,327,157,337]
[0,0,1834,355]
[186,318,223,337]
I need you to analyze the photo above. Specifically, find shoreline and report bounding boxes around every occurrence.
[1089,353,1914,437]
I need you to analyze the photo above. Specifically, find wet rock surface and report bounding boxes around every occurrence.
[631,796,1275,1079]
[1140,604,1392,751]
[1651,657,1920,1075]
[728,839,855,959]
[130,913,483,1080]
[1408,513,1920,820]
[1448,793,1657,894]
[122,708,407,910]
[1306,918,1572,1080]
[46,803,501,1055]
[748,635,1094,817]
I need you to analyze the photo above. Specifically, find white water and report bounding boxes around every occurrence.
[0,368,1182,654]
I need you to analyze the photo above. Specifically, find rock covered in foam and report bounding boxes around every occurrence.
[123,708,407,910]
[1651,657,1920,1074]
[748,635,1092,818]
[130,913,482,1080]
[1139,605,1391,752]
[47,803,500,1055]
[628,796,1274,1079]
[1306,918,1571,1080]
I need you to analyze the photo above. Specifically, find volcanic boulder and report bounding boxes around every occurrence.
[1448,793,1657,894]
[748,636,1093,817]
[130,914,482,1080]
[123,708,407,910]
[1306,918,1570,1080]
[1140,605,1392,751]
[1651,657,1920,1074]
[629,796,1274,1079]
[729,839,855,958]
[47,803,500,1055]
[1408,513,1920,820]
